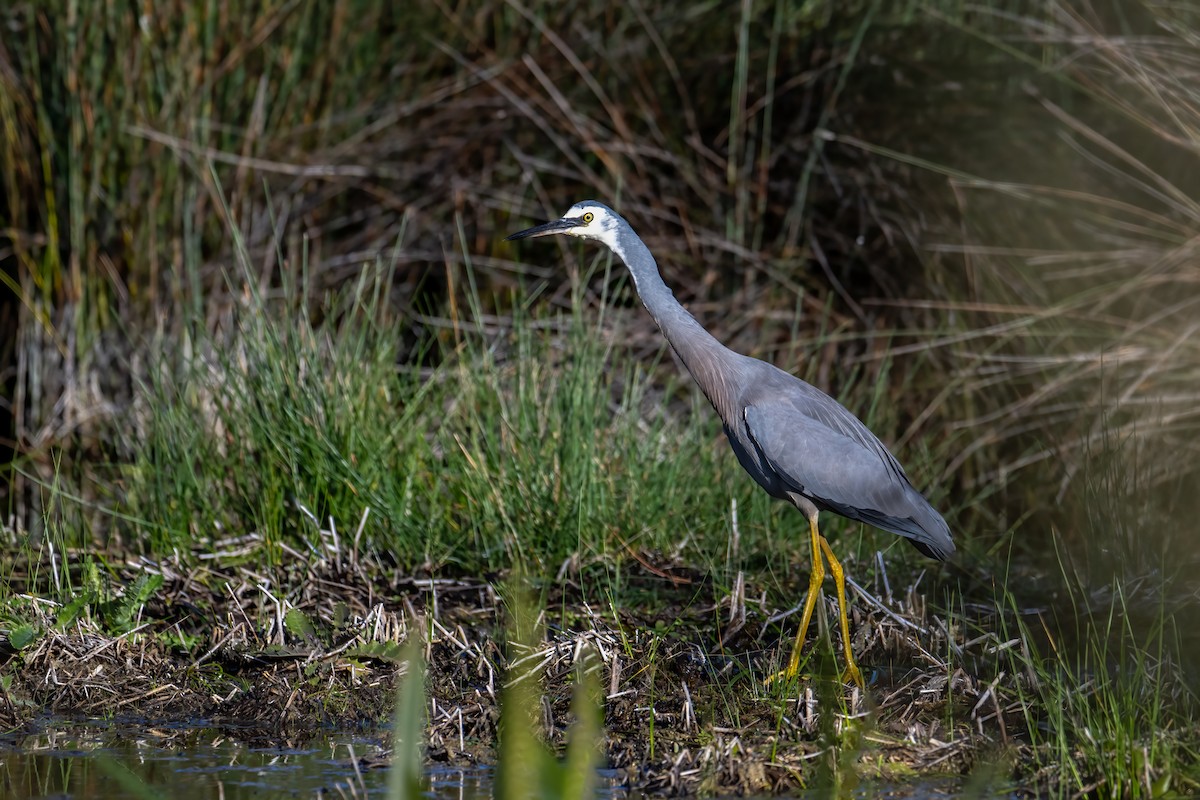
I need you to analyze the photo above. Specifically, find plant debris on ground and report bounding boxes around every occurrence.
[0,525,1025,796]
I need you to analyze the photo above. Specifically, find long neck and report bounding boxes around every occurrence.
[614,231,741,420]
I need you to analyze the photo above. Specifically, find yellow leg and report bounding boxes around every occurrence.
[818,536,864,688]
[779,514,824,680]
[768,512,866,689]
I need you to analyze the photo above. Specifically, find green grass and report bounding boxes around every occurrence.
[995,561,1196,798]
[66,163,952,596]
[102,218,945,594]
[114,252,726,575]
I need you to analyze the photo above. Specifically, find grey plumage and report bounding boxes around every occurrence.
[507,199,954,685]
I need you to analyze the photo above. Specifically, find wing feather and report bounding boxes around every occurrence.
[742,372,954,559]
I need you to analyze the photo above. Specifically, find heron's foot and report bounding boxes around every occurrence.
[764,657,864,689]
[842,661,865,689]
[764,662,801,687]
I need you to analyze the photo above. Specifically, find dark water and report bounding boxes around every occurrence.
[0,718,486,799]
[0,718,1012,799]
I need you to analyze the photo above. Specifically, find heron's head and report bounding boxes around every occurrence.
[506,201,623,251]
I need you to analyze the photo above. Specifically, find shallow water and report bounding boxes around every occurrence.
[0,718,1012,799]
[0,717,469,799]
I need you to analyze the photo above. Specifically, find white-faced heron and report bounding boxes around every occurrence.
[506,200,954,687]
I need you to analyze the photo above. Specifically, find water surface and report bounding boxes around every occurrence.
[0,717,1012,799]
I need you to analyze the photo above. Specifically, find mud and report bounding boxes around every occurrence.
[0,540,1024,796]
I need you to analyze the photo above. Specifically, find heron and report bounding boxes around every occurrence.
[506,201,954,687]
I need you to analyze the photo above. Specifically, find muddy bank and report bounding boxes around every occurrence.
[0,540,1018,795]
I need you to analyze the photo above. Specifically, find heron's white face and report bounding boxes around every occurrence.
[558,202,621,249]
[506,200,625,255]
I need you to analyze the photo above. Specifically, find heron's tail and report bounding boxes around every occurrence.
[853,492,955,560]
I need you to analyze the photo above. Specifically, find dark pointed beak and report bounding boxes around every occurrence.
[505,216,582,241]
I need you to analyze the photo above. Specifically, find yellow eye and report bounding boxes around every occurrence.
[582,212,594,224]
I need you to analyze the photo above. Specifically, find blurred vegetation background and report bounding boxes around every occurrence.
[1,0,1197,627]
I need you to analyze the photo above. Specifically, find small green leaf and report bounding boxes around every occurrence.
[129,573,165,606]
[284,608,319,641]
[347,640,407,665]
[8,624,40,650]
[107,573,165,632]
[57,590,97,629]
[332,601,350,629]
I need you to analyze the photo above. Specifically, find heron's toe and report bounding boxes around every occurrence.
[842,662,865,689]
[764,663,801,687]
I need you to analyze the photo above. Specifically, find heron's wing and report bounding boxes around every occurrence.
[742,381,954,559]
[774,377,912,487]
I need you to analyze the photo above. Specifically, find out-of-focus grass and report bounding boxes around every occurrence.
[494,584,604,800]
[900,2,1200,561]
[902,2,1200,795]
[387,637,428,799]
[996,555,1195,798]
